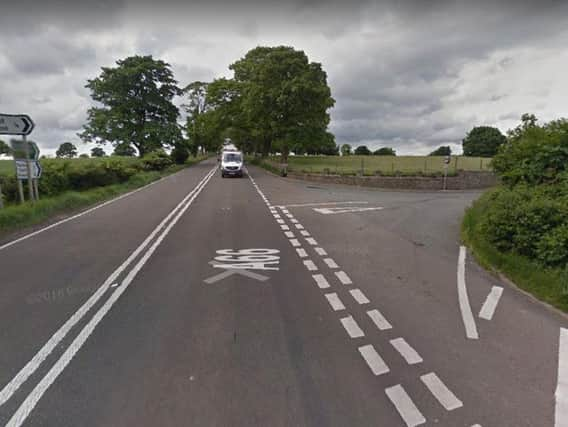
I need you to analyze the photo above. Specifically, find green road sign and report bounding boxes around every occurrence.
[10,140,40,160]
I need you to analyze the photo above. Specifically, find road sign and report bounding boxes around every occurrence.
[0,114,34,136]
[15,160,42,179]
[10,140,40,160]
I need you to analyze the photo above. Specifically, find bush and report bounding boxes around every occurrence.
[171,145,190,165]
[536,225,568,267]
[141,151,173,171]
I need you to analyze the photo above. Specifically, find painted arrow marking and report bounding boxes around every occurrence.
[203,268,269,284]
[313,206,383,215]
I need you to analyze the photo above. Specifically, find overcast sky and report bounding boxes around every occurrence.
[1,0,567,156]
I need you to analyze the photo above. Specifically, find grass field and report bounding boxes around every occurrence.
[275,155,492,175]
[0,159,13,176]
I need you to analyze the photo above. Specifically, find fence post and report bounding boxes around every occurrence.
[360,157,364,176]
[454,156,458,173]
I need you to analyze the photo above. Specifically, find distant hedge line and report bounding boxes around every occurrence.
[0,152,175,204]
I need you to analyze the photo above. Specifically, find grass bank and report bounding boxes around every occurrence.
[0,156,206,238]
[462,190,568,313]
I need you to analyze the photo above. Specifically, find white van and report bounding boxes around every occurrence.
[220,150,244,178]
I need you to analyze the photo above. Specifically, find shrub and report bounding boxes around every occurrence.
[536,225,568,267]
[171,145,190,165]
[141,151,173,171]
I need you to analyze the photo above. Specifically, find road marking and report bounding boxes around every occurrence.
[110,283,119,288]
[335,271,352,285]
[367,309,393,330]
[305,237,318,246]
[390,338,423,365]
[204,268,269,284]
[5,166,216,426]
[285,213,294,219]
[289,239,301,247]
[421,372,463,411]
[295,223,305,230]
[457,246,479,339]
[290,218,299,224]
[296,248,308,258]
[358,344,390,375]
[350,288,370,304]
[0,166,217,409]
[303,260,318,271]
[284,231,295,238]
[315,247,328,256]
[312,274,330,289]
[556,328,568,427]
[323,258,339,269]
[279,201,369,208]
[281,209,290,214]
[479,286,504,320]
[273,214,280,219]
[340,315,365,338]
[325,293,346,311]
[280,224,290,230]
[314,206,384,215]
[385,384,426,426]
[276,219,285,224]
[300,230,311,237]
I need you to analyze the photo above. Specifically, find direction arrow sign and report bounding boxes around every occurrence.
[10,140,40,160]
[0,114,35,136]
[15,160,42,179]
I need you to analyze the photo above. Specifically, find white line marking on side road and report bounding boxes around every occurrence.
[340,316,365,338]
[390,338,423,365]
[325,293,345,311]
[314,206,383,215]
[359,344,390,375]
[303,260,318,271]
[5,167,216,427]
[421,372,463,411]
[296,248,308,258]
[280,225,290,231]
[289,239,301,247]
[385,384,426,427]
[280,201,369,208]
[305,237,318,246]
[300,230,311,237]
[295,224,305,230]
[479,286,504,320]
[284,231,295,238]
[323,258,339,269]
[335,271,352,285]
[350,289,370,304]
[315,247,327,256]
[367,309,393,330]
[312,274,330,289]
[555,328,568,427]
[457,246,479,340]
[0,167,217,409]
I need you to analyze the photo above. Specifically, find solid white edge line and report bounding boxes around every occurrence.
[350,289,370,304]
[358,344,389,375]
[312,274,330,289]
[5,168,216,426]
[421,372,463,411]
[324,293,345,311]
[0,166,217,408]
[390,338,423,365]
[367,309,392,330]
[340,315,365,338]
[385,384,426,427]
[478,286,504,320]
[457,246,479,339]
[556,328,568,427]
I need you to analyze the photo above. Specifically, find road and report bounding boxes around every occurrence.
[0,158,566,426]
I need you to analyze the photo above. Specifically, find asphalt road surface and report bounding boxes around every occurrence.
[1,158,567,427]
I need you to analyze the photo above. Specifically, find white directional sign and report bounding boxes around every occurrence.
[0,114,35,136]
[15,160,42,179]
[313,206,384,215]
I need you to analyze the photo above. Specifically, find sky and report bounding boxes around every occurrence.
[1,0,568,156]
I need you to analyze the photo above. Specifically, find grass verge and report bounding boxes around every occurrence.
[462,190,568,313]
[0,157,206,238]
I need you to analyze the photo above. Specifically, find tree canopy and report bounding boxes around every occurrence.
[373,147,396,156]
[0,139,11,156]
[56,142,78,158]
[113,142,137,157]
[354,145,371,155]
[91,147,106,157]
[462,126,506,157]
[429,146,451,156]
[80,55,182,157]
[340,144,352,156]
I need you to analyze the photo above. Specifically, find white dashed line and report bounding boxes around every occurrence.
[276,219,285,224]
[324,293,346,311]
[280,225,290,231]
[340,315,365,338]
[312,274,330,289]
[315,247,328,256]
[367,309,392,330]
[300,230,311,237]
[273,214,281,219]
[390,338,423,365]
[350,289,370,304]
[286,214,294,219]
[303,260,318,271]
[289,239,301,247]
[323,258,339,269]
[421,372,463,411]
[295,224,305,230]
[284,231,295,238]
[290,218,299,224]
[358,344,390,376]
[296,248,308,258]
[305,237,318,246]
[385,385,426,427]
[335,271,352,285]
[479,286,503,320]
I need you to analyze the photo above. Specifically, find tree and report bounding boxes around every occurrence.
[0,139,11,156]
[341,144,352,156]
[171,141,190,164]
[374,147,396,156]
[91,147,106,157]
[462,126,506,156]
[354,145,371,155]
[56,142,78,158]
[80,55,182,157]
[429,146,451,156]
[113,142,136,156]
[79,153,89,158]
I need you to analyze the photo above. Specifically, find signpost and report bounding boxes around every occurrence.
[1,113,38,205]
[443,155,451,191]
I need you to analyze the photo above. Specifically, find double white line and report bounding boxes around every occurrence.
[1,166,217,427]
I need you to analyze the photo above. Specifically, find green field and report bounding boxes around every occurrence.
[276,155,492,175]
[0,159,13,176]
